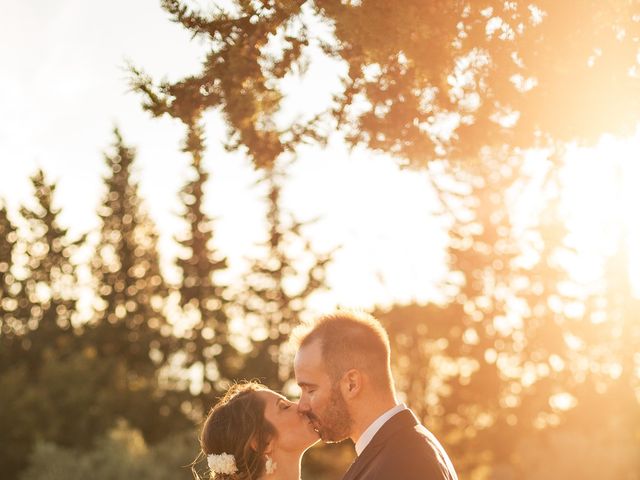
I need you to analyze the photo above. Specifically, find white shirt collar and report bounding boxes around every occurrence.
[354,403,407,456]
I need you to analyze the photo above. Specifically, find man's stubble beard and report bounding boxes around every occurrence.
[313,383,352,443]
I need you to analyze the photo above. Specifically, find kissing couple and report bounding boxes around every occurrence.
[197,311,458,480]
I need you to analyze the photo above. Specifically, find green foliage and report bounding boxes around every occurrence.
[5,1,639,478]
[19,422,197,480]
[316,0,640,162]
[0,132,201,478]
[0,172,91,477]
[0,365,42,475]
[0,127,337,479]
[132,1,640,168]
[0,351,133,476]
[130,0,323,169]
[301,442,354,480]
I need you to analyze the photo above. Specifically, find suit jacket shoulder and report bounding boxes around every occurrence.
[342,409,457,480]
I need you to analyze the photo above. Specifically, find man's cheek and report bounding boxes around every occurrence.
[311,396,323,413]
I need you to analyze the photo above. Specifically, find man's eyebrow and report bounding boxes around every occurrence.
[298,381,318,388]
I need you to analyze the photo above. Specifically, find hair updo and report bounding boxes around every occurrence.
[197,382,276,479]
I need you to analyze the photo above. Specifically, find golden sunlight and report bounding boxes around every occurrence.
[560,129,640,295]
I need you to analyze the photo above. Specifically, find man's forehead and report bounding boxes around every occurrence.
[295,338,323,364]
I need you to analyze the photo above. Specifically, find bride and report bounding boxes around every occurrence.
[196,381,319,479]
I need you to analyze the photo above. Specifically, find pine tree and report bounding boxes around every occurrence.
[175,120,237,395]
[130,3,336,392]
[86,129,192,441]
[0,178,88,477]
[0,201,23,366]
[378,154,582,475]
[239,168,333,390]
[17,170,82,371]
[90,129,174,379]
[131,43,238,395]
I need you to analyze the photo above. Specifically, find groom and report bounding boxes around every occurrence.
[294,311,457,480]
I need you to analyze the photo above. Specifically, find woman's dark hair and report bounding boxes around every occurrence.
[195,382,276,480]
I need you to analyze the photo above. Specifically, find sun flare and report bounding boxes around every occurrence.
[559,130,640,295]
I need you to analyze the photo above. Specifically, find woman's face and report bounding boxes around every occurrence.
[259,390,319,454]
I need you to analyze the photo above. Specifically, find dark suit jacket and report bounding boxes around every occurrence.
[342,409,457,480]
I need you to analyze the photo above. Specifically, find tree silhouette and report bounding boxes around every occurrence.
[17,170,82,371]
[0,171,84,477]
[88,130,188,441]
[174,120,238,396]
[238,167,334,390]
[133,1,640,168]
[90,129,172,374]
[0,201,23,364]
[130,0,337,392]
[130,0,323,170]
[317,0,640,163]
[378,155,587,476]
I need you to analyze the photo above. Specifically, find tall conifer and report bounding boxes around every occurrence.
[240,168,333,389]
[17,170,81,370]
[91,129,173,380]
[0,201,23,365]
[175,120,236,395]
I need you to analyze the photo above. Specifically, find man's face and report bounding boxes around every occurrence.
[294,339,352,443]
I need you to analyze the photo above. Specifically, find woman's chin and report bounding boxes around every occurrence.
[301,436,320,452]
[302,427,321,450]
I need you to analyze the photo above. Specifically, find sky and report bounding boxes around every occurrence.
[0,0,450,312]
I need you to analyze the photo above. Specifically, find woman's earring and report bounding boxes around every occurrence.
[265,455,277,475]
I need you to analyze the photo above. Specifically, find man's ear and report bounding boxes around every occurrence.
[340,369,362,400]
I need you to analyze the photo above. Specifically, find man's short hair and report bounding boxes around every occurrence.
[294,310,394,391]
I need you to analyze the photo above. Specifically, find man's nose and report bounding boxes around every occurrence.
[292,401,305,416]
[297,397,310,413]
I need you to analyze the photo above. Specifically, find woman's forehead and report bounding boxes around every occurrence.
[256,389,285,403]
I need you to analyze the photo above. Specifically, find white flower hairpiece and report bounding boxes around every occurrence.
[207,452,238,476]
